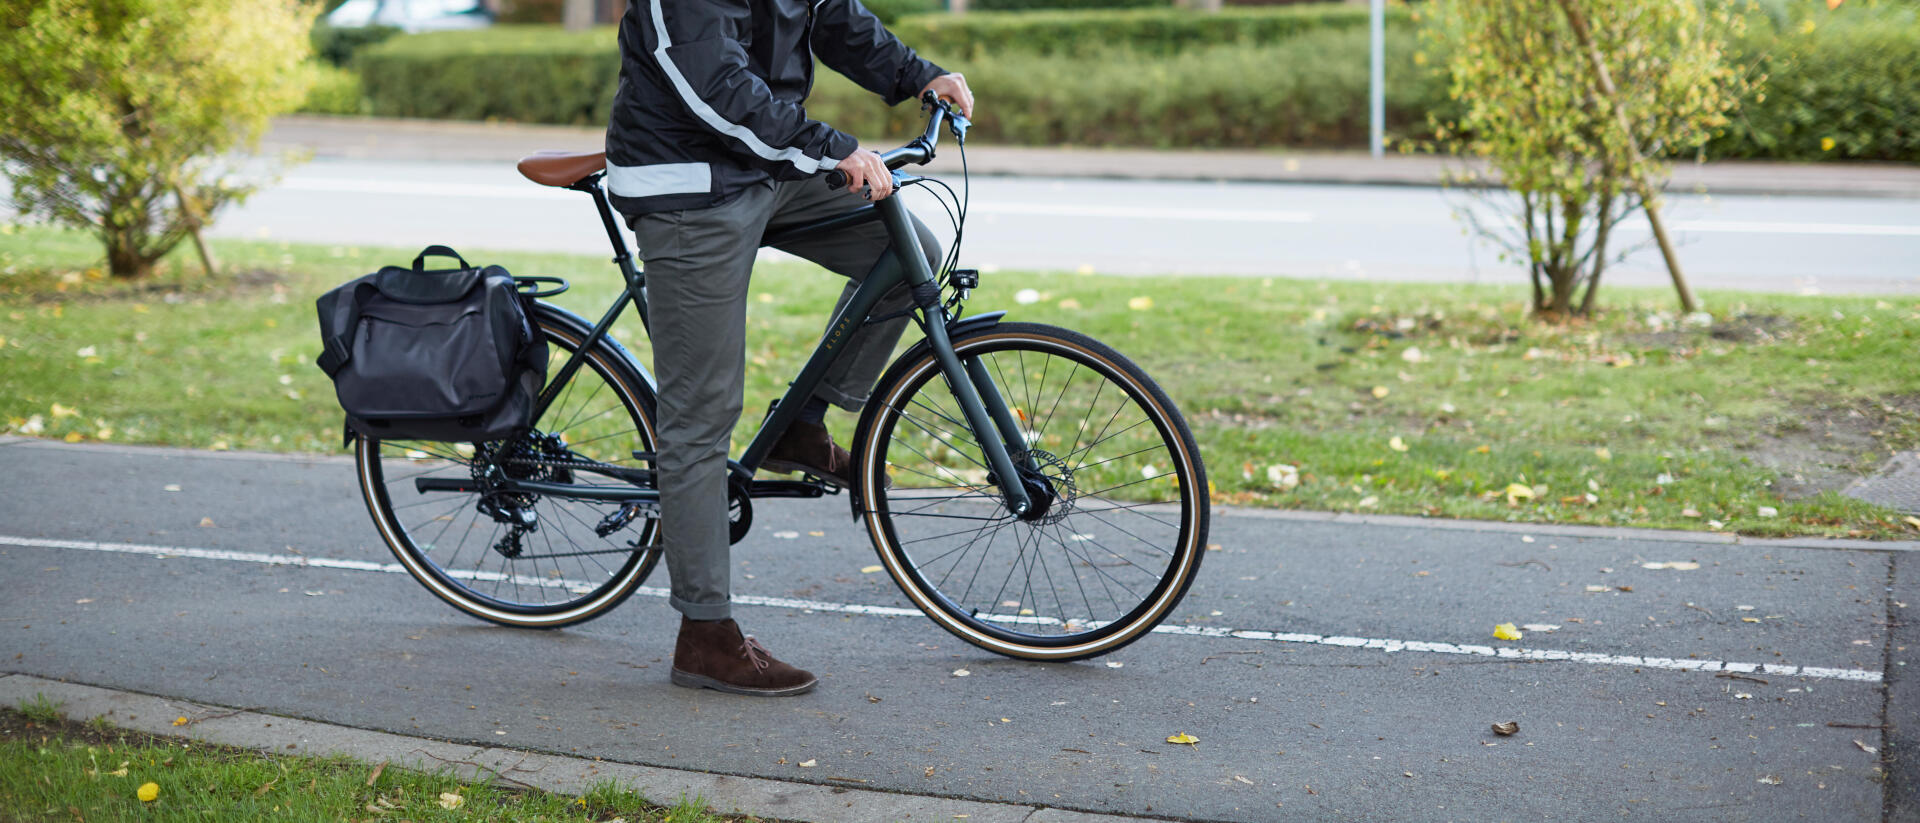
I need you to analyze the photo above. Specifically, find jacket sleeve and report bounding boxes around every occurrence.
[810,0,947,105]
[639,0,858,179]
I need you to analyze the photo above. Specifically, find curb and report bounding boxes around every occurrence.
[0,674,1152,823]
[13,437,1920,552]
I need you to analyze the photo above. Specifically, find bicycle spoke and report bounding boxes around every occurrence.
[867,325,1204,656]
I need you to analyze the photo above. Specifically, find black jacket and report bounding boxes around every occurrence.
[605,0,944,216]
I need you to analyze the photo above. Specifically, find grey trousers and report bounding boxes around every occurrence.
[630,177,941,620]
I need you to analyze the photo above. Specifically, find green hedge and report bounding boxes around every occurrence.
[358,25,620,124]
[349,10,1920,161]
[1706,9,1920,162]
[810,27,1440,148]
[890,5,1410,58]
[969,0,1167,12]
[861,0,944,25]
[310,22,403,66]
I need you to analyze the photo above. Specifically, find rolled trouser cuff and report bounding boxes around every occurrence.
[670,595,731,621]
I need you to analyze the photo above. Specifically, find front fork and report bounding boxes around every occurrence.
[877,196,1036,518]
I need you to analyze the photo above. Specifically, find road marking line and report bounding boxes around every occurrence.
[274,177,1313,223]
[2,534,1882,683]
[1667,219,1920,238]
[968,202,1314,223]
[279,177,576,201]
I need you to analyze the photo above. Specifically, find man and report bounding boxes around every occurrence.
[606,0,974,696]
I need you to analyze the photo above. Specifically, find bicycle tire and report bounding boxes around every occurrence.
[355,302,662,628]
[853,321,1208,660]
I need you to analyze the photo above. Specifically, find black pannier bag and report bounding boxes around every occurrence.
[315,246,548,442]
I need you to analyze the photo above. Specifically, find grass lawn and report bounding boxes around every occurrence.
[3,224,1917,538]
[0,701,746,822]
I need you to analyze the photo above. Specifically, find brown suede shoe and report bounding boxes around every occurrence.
[761,420,855,487]
[670,617,817,696]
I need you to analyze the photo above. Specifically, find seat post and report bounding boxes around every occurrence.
[575,175,651,334]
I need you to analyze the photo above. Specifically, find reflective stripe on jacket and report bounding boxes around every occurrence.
[605,0,944,216]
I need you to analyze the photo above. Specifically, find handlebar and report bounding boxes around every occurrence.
[824,91,969,191]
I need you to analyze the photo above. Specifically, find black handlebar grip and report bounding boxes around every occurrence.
[825,170,848,190]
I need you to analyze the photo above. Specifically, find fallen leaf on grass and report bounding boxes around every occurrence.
[1127,296,1153,311]
[1166,733,1199,744]
[438,792,464,809]
[1493,623,1523,641]
[137,782,159,802]
[365,762,385,787]
[1504,483,1535,505]
[1371,386,1390,399]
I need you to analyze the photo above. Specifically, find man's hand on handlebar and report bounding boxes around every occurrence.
[834,148,895,201]
[921,73,973,120]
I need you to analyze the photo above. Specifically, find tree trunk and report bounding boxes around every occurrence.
[1553,0,1697,314]
[562,0,593,31]
[103,230,156,279]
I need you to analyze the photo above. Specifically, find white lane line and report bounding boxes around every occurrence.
[1668,219,1920,238]
[275,177,1312,223]
[3,534,1882,683]
[967,202,1314,224]
[278,177,576,201]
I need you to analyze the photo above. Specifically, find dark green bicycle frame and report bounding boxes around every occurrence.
[489,152,1035,516]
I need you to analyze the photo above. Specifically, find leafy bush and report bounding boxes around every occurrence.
[0,0,316,278]
[1707,5,1920,162]
[311,22,402,66]
[890,5,1409,57]
[1421,0,1749,318]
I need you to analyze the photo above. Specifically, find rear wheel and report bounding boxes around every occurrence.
[854,322,1208,660]
[355,305,661,628]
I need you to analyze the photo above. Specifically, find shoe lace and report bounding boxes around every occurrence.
[740,635,772,672]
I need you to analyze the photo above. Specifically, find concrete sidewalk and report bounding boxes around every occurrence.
[267,114,1920,199]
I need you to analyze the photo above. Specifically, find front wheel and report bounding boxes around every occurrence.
[853,322,1208,660]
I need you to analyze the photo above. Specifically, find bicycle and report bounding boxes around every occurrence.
[353,95,1209,661]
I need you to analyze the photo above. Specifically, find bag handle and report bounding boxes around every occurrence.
[412,245,470,272]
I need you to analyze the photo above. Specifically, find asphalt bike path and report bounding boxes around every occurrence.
[1,438,1912,821]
